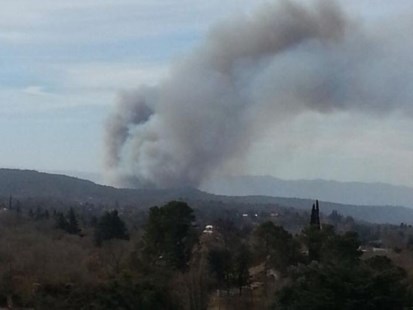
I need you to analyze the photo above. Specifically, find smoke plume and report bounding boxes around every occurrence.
[104,0,413,188]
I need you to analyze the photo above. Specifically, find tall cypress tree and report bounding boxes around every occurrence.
[315,200,321,229]
[310,204,316,226]
[307,200,322,261]
[310,201,321,230]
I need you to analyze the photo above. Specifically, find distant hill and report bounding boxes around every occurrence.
[1,169,413,225]
[201,175,413,208]
[0,168,207,207]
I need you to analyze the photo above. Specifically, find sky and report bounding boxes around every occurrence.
[1,0,413,187]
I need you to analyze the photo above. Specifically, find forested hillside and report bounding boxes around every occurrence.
[1,169,413,225]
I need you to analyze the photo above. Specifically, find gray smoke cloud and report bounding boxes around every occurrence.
[104,0,413,188]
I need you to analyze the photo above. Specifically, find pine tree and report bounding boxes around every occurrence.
[34,207,43,220]
[94,210,129,246]
[143,201,196,270]
[66,208,80,234]
[56,212,68,231]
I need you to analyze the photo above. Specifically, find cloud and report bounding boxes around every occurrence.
[0,0,267,45]
[22,86,50,96]
[61,63,167,91]
[248,112,413,187]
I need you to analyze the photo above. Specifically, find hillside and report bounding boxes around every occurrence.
[0,168,207,206]
[0,169,412,224]
[202,175,413,207]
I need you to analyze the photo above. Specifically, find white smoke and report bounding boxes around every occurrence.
[104,0,413,188]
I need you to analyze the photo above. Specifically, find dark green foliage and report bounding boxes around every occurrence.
[322,230,361,264]
[310,200,320,229]
[208,247,231,291]
[55,208,80,235]
[254,221,302,274]
[1,194,413,309]
[207,220,252,295]
[94,210,129,246]
[35,278,178,310]
[275,227,410,309]
[56,212,68,231]
[143,201,196,271]
[66,208,80,234]
[97,278,178,310]
[302,225,323,261]
[233,243,252,294]
[32,206,51,221]
[302,225,361,264]
[274,256,410,310]
[208,242,252,295]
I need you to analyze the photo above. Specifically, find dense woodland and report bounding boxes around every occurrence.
[0,196,412,309]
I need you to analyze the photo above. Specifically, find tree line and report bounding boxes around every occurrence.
[0,199,411,309]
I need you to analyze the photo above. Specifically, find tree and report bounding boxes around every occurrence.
[254,222,301,275]
[35,278,179,310]
[232,243,251,295]
[322,230,361,264]
[274,228,410,309]
[301,225,325,262]
[208,247,231,293]
[302,225,361,264]
[55,212,68,231]
[274,255,411,310]
[207,229,251,296]
[34,207,43,220]
[94,210,129,246]
[66,208,80,234]
[143,201,196,271]
[55,209,80,235]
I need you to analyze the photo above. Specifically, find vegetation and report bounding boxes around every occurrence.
[143,201,196,271]
[94,210,129,246]
[3,169,413,225]
[0,193,412,309]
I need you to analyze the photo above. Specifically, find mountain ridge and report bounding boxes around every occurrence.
[1,168,412,225]
[201,175,413,208]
